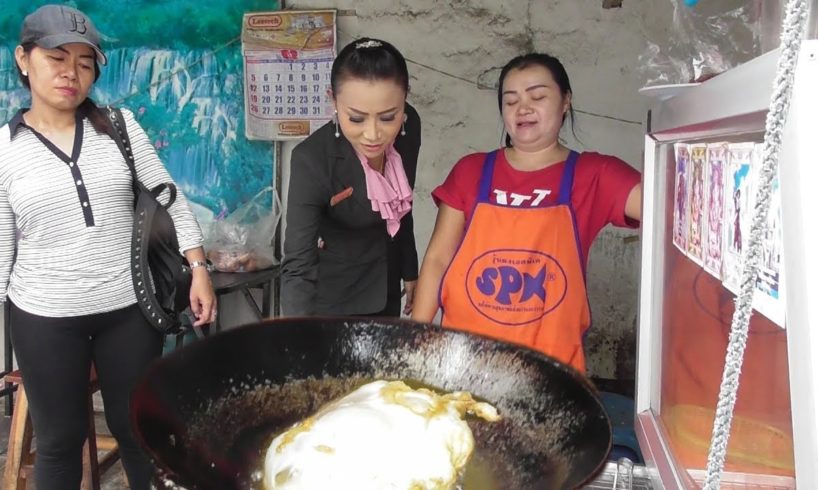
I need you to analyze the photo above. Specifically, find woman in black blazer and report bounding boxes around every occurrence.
[282,38,421,317]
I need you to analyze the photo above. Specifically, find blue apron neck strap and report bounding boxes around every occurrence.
[479,149,579,205]
[557,150,580,205]
[477,150,499,203]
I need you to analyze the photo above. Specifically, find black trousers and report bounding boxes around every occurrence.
[9,301,163,490]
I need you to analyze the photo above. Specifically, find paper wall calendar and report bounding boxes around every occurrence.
[241,10,337,140]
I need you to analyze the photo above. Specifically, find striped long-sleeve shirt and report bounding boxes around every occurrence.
[0,107,203,317]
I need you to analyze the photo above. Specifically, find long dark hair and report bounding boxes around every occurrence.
[330,37,409,96]
[17,42,114,139]
[497,53,576,147]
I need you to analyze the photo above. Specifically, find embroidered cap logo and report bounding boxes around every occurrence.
[68,11,88,34]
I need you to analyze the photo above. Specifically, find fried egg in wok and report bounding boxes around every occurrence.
[263,380,500,490]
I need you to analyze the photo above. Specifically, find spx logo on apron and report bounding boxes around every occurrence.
[465,249,567,326]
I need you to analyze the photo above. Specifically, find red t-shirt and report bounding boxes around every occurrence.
[432,150,641,264]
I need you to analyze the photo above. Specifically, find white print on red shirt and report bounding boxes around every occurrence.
[492,188,552,206]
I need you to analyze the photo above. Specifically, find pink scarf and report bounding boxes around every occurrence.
[356,145,413,237]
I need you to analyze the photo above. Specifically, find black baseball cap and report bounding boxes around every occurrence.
[20,5,107,65]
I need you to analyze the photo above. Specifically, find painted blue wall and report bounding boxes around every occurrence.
[1,0,280,226]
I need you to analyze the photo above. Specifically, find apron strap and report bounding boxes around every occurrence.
[479,149,579,205]
[477,150,499,203]
[557,150,580,206]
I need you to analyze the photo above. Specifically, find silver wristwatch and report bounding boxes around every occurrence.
[188,260,212,271]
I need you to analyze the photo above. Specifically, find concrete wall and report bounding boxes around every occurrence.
[278,0,676,379]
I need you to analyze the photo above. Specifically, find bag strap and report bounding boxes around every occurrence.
[150,183,177,211]
[106,107,139,196]
[107,107,187,334]
[106,107,176,209]
[132,193,182,333]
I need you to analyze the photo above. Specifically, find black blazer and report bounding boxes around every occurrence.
[281,103,421,316]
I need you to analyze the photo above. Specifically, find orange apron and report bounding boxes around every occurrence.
[440,150,591,372]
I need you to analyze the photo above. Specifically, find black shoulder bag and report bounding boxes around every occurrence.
[107,107,192,334]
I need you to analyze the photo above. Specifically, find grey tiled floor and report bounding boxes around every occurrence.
[0,403,131,489]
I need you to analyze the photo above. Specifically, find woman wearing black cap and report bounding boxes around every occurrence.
[0,5,216,489]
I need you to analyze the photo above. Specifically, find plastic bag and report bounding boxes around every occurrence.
[205,186,282,272]
[638,0,771,86]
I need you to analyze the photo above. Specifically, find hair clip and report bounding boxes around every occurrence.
[355,40,382,49]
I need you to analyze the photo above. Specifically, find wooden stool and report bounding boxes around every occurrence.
[2,368,121,490]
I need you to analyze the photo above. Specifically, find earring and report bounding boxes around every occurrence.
[333,110,339,138]
[22,70,28,77]
[400,114,407,136]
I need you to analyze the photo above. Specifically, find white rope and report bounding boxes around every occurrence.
[703,0,808,488]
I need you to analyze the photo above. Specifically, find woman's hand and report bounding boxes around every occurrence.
[403,280,417,315]
[185,247,217,326]
[189,268,217,326]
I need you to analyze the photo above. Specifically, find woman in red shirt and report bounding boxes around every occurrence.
[412,53,641,372]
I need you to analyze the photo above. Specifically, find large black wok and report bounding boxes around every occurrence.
[131,317,611,489]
